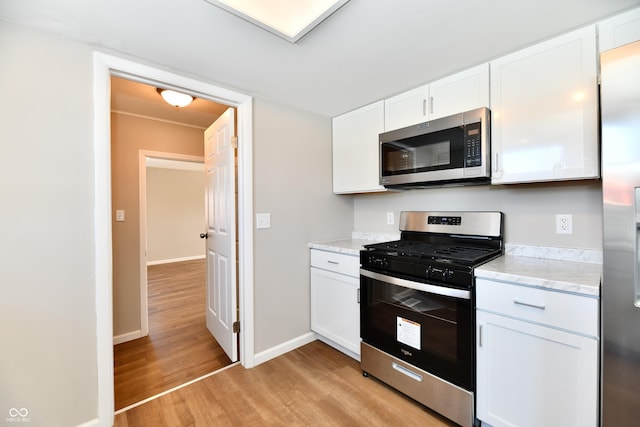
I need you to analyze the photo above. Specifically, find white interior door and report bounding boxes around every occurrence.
[204,108,238,362]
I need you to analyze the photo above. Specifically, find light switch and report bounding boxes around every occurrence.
[256,213,271,229]
[115,210,125,222]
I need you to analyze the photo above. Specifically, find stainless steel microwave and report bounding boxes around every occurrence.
[379,107,490,188]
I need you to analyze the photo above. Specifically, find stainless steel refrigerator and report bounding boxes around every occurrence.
[601,40,640,426]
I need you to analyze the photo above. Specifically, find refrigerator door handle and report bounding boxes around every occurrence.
[635,188,640,308]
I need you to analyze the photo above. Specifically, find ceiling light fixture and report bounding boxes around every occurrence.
[156,88,194,108]
[205,0,350,43]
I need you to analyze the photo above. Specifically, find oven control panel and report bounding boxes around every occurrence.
[426,266,454,282]
[427,215,461,226]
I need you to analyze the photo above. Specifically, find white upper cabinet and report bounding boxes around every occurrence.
[332,100,386,194]
[599,7,640,52]
[384,64,490,131]
[490,25,599,184]
[383,84,429,131]
[428,63,490,120]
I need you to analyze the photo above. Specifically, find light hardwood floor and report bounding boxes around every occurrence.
[114,259,231,410]
[114,340,457,426]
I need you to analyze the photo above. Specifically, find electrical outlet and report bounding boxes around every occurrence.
[556,214,573,234]
[387,212,394,225]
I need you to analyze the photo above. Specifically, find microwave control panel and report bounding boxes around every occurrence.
[464,122,482,167]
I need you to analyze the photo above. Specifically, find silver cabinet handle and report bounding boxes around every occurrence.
[422,99,427,116]
[513,299,546,310]
[327,260,339,265]
[479,324,483,347]
[494,152,500,173]
[357,288,360,304]
[429,96,434,115]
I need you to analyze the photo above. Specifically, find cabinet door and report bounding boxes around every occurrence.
[384,84,429,131]
[310,267,360,357]
[383,64,490,130]
[599,7,640,52]
[429,63,489,120]
[332,101,386,194]
[476,310,598,427]
[490,25,599,184]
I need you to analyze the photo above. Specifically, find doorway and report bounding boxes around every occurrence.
[93,53,255,426]
[113,153,232,410]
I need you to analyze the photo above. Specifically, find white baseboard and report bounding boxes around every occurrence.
[113,329,145,345]
[147,255,205,266]
[75,418,99,427]
[253,332,317,366]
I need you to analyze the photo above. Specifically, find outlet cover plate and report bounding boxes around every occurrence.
[556,214,573,234]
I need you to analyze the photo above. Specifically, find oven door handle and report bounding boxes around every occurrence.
[360,269,471,300]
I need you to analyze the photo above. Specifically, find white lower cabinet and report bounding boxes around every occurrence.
[310,249,360,359]
[476,279,598,427]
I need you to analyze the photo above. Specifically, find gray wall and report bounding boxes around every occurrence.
[0,22,97,426]
[252,98,353,354]
[355,180,603,250]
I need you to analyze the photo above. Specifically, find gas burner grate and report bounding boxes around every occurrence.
[366,241,499,264]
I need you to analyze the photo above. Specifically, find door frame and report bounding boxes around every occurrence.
[93,52,255,426]
[138,151,205,339]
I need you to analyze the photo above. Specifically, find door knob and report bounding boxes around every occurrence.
[200,233,208,239]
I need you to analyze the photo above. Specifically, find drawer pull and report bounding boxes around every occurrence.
[392,362,423,382]
[327,260,339,265]
[513,299,546,310]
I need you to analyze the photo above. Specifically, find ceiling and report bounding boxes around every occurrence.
[2,0,639,118]
[111,76,227,128]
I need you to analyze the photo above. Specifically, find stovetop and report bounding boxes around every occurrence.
[364,240,501,266]
[360,211,504,288]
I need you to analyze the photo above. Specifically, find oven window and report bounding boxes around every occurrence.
[360,274,473,390]
[381,126,464,176]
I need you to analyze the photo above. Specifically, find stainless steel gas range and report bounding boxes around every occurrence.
[359,211,504,427]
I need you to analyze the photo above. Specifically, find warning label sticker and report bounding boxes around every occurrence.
[397,316,421,350]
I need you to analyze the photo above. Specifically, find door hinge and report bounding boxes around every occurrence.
[231,136,238,149]
[233,321,240,333]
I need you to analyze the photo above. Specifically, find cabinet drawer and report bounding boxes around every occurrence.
[476,279,598,337]
[310,249,359,277]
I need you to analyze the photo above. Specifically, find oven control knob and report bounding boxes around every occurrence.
[425,266,433,278]
[442,269,454,281]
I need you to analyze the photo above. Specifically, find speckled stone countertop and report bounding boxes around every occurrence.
[308,232,400,256]
[476,245,602,297]
[307,239,371,256]
[308,237,602,298]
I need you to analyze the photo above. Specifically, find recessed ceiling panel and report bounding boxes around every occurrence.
[204,0,350,42]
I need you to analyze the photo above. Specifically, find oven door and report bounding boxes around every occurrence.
[360,269,474,391]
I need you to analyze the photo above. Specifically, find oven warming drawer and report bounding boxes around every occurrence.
[361,342,475,427]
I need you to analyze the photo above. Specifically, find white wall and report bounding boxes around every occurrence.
[0,22,97,427]
[146,166,205,263]
[355,180,603,250]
